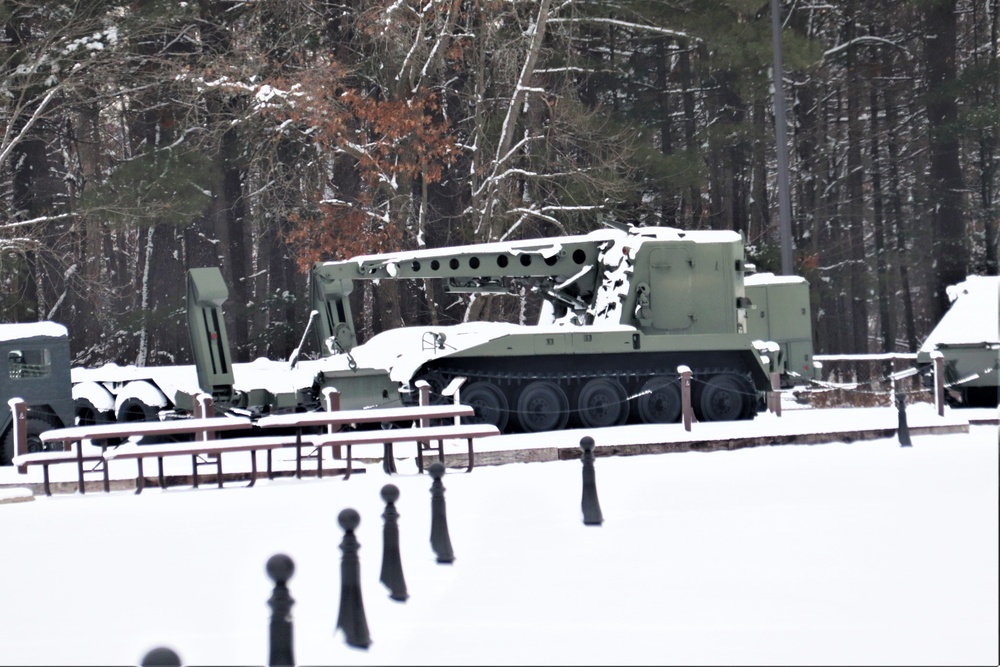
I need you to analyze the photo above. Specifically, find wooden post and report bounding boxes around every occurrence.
[769,372,782,417]
[415,380,432,469]
[441,376,467,426]
[8,398,27,473]
[194,393,215,440]
[678,365,693,432]
[323,387,341,459]
[932,351,945,417]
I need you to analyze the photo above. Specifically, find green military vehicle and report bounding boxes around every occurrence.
[310,225,776,433]
[743,272,819,387]
[0,322,75,465]
[917,275,999,407]
[2,268,397,466]
[69,267,398,425]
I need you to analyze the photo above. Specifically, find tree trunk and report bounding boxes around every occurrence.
[924,0,967,320]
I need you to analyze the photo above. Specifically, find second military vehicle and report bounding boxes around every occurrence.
[309,224,776,433]
[916,275,999,407]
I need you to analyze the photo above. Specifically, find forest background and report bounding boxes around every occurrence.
[1,0,997,369]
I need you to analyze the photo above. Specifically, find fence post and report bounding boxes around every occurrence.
[140,647,182,666]
[194,393,214,441]
[895,392,912,447]
[8,398,27,472]
[678,365,693,432]
[323,386,341,460]
[428,462,455,564]
[579,436,603,526]
[769,372,782,417]
[441,376,467,426]
[415,380,432,469]
[336,508,371,649]
[266,554,295,666]
[932,351,945,417]
[379,484,408,601]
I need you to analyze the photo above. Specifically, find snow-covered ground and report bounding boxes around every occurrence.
[0,403,996,666]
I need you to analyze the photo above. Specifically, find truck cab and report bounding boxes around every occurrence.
[1,322,75,465]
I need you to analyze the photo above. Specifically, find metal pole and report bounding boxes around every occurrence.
[771,0,794,275]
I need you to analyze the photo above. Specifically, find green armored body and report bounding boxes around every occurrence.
[310,225,776,433]
[744,272,818,387]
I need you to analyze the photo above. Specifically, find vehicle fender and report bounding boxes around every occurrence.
[73,381,116,413]
[114,381,169,422]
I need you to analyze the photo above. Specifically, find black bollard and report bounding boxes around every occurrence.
[336,508,372,649]
[580,436,604,525]
[428,462,455,564]
[896,391,912,447]
[140,647,182,666]
[266,553,295,666]
[379,484,409,601]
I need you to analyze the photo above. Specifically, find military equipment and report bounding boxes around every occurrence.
[2,267,397,466]
[310,225,776,433]
[69,267,398,427]
[743,272,819,386]
[0,322,75,464]
[916,275,999,407]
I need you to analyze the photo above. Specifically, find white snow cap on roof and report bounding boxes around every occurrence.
[919,275,1000,351]
[744,272,807,286]
[0,321,68,342]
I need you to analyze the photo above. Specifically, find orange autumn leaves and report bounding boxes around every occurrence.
[265,71,459,270]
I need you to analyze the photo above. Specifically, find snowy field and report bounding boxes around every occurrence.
[0,409,997,666]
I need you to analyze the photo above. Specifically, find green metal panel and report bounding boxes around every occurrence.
[186,268,235,398]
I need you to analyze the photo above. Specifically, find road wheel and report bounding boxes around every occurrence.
[75,397,114,427]
[636,377,682,424]
[2,413,63,465]
[460,381,510,432]
[116,396,161,423]
[516,381,570,433]
[576,378,629,428]
[697,374,752,422]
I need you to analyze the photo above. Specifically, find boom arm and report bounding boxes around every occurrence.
[310,233,614,355]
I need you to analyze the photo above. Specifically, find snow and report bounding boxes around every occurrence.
[919,275,1000,350]
[744,271,807,286]
[0,321,68,342]
[0,403,996,666]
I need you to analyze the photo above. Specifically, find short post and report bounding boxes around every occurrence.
[199,393,215,419]
[895,392,912,447]
[323,387,342,460]
[416,380,432,470]
[266,553,295,666]
[441,376,467,426]
[195,393,214,440]
[769,372,782,417]
[379,484,409,601]
[932,351,945,417]
[8,398,27,472]
[678,365,693,432]
[579,436,603,526]
[428,462,455,563]
[140,647,182,666]
[336,508,371,649]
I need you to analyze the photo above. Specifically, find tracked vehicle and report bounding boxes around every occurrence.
[310,225,775,433]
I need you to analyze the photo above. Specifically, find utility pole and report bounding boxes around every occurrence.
[771,0,794,276]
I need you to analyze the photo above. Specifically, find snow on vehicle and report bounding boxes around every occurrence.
[309,224,777,433]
